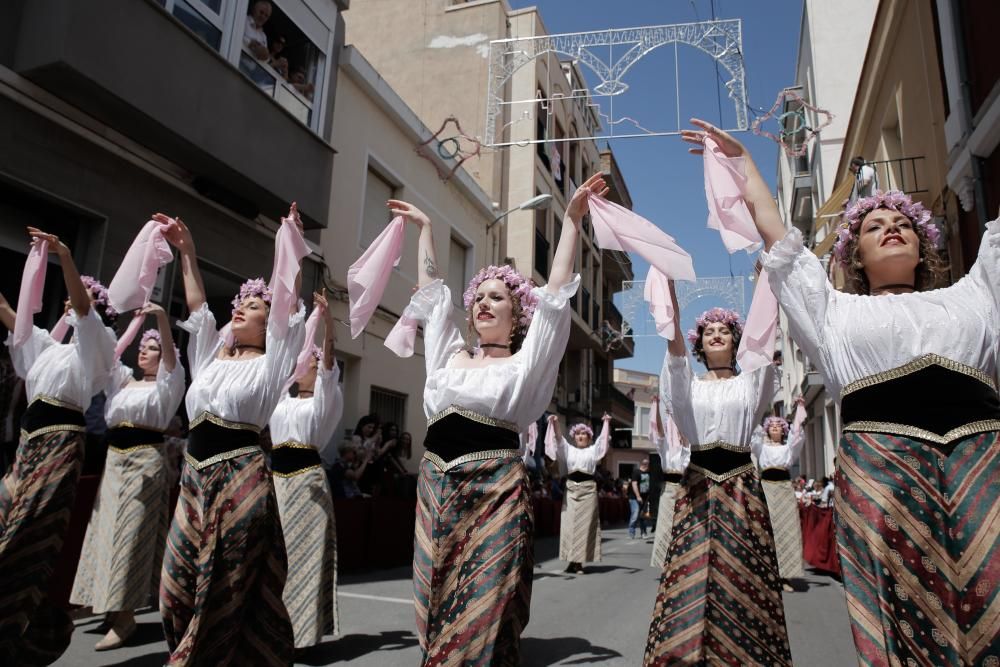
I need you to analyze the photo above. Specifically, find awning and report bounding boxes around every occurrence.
[813,177,855,232]
[813,228,837,257]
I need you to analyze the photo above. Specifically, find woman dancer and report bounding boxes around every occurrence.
[684,117,1000,664]
[157,210,306,666]
[268,291,343,650]
[644,302,791,665]
[71,305,185,650]
[386,173,604,664]
[547,412,610,574]
[750,402,806,592]
[647,395,690,570]
[0,229,117,665]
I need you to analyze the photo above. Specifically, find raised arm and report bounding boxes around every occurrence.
[681,119,785,250]
[142,302,176,372]
[0,291,14,332]
[549,173,608,293]
[27,228,91,317]
[160,215,206,313]
[317,290,336,371]
[594,412,612,459]
[388,200,438,288]
[666,281,685,358]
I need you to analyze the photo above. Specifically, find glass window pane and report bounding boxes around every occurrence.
[362,169,395,247]
[201,0,222,14]
[239,51,276,95]
[446,238,468,307]
[172,0,222,50]
[276,83,310,125]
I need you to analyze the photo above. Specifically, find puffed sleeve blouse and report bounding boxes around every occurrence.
[660,352,774,449]
[761,224,1000,398]
[6,308,117,410]
[178,302,306,429]
[269,363,344,461]
[399,275,581,432]
[104,359,186,431]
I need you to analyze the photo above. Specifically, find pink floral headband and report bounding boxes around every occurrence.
[231,277,272,312]
[569,423,594,439]
[763,416,789,437]
[685,307,743,346]
[832,190,940,266]
[462,265,538,331]
[140,328,179,359]
[81,275,118,318]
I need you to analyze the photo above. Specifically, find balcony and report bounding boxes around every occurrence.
[10,0,339,227]
[593,383,635,428]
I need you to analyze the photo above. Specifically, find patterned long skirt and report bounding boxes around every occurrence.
[0,428,84,666]
[159,449,293,666]
[761,480,805,580]
[273,467,338,649]
[559,479,601,564]
[644,467,792,666]
[650,482,680,569]
[70,445,169,613]
[413,453,533,666]
[837,430,1000,666]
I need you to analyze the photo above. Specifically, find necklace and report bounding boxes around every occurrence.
[706,366,733,372]
[480,343,510,350]
[297,390,314,398]
[142,374,156,381]
[871,283,915,294]
[235,344,265,352]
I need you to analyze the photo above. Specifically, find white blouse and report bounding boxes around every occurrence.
[762,223,1000,398]
[6,309,117,410]
[269,364,344,462]
[554,422,610,476]
[402,276,580,432]
[649,405,691,473]
[660,354,774,450]
[179,302,306,429]
[751,425,805,470]
[104,360,186,431]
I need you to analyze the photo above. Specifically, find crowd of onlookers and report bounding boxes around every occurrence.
[242,0,315,100]
[328,415,416,499]
[794,475,836,508]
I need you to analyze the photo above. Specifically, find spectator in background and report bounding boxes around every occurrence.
[243,0,272,61]
[290,68,315,100]
[628,459,650,539]
[820,476,835,508]
[329,442,370,499]
[849,156,878,202]
[268,35,289,79]
[399,431,413,460]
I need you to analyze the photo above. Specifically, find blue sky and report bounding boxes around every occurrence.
[507,0,803,375]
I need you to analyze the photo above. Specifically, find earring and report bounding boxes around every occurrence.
[853,261,864,269]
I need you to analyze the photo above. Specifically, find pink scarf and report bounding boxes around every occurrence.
[114,315,147,360]
[13,240,49,347]
[544,420,559,461]
[524,422,538,456]
[384,314,419,358]
[348,217,406,338]
[107,219,173,314]
[286,305,324,391]
[643,266,675,340]
[50,313,70,343]
[268,212,311,331]
[791,401,807,433]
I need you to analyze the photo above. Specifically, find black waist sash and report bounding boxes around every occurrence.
[841,355,1000,446]
[271,443,322,476]
[185,414,260,470]
[107,425,165,452]
[688,446,753,483]
[21,398,86,439]
[423,411,520,470]
[760,468,792,482]
[663,473,684,485]
[567,471,595,483]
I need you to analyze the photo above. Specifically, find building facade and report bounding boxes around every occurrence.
[610,368,658,480]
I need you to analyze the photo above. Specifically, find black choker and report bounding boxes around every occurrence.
[142,375,156,381]
[480,343,510,350]
[297,390,314,398]
[871,283,915,293]
[707,366,733,372]
[235,344,265,351]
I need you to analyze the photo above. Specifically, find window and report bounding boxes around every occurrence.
[446,236,470,307]
[635,405,651,437]
[361,166,396,247]
[370,386,406,430]
[158,0,229,50]
[534,203,549,276]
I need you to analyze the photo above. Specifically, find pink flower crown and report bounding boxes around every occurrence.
[569,423,594,439]
[832,190,940,266]
[462,265,538,331]
[140,328,180,360]
[81,275,118,318]
[685,307,743,346]
[763,416,790,437]
[231,277,272,311]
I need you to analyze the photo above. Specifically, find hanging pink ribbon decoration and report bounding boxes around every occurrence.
[107,219,174,314]
[384,314,419,358]
[643,266,675,340]
[13,240,49,347]
[348,217,406,338]
[50,313,70,343]
[268,207,311,332]
[544,420,558,461]
[114,314,147,359]
[703,136,762,254]
[285,304,324,391]
[587,193,696,281]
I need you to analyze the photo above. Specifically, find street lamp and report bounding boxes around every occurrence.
[486,193,553,231]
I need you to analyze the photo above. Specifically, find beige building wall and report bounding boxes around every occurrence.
[322,47,495,470]
[609,368,658,478]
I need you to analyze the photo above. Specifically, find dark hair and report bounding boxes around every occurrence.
[691,322,742,366]
[842,214,948,294]
[381,422,399,440]
[353,414,379,437]
[850,156,865,168]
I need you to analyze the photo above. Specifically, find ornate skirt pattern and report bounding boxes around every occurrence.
[70,445,169,613]
[559,479,601,564]
[837,430,1000,666]
[643,467,792,666]
[761,479,805,580]
[158,449,293,666]
[274,466,338,648]
[413,454,533,667]
[650,482,680,569]
[0,429,84,666]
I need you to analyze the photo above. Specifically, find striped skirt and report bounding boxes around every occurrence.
[413,453,533,666]
[643,467,792,666]
[273,466,338,649]
[837,430,1000,666]
[159,449,293,666]
[761,480,805,580]
[650,482,680,569]
[70,444,169,613]
[559,479,601,564]
[0,428,84,666]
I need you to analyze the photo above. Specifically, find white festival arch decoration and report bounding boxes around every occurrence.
[619,276,746,339]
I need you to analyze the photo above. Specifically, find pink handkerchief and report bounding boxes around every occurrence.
[544,420,558,461]
[268,213,310,331]
[13,240,48,347]
[108,219,173,313]
[703,136,761,254]
[384,314,419,358]
[115,313,147,360]
[525,422,538,456]
[50,313,70,343]
[643,266,675,340]
[736,268,779,373]
[348,217,406,338]
[288,305,323,388]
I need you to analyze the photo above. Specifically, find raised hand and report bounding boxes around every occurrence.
[565,173,609,225]
[387,199,431,228]
[313,289,329,314]
[26,227,69,257]
[139,302,166,318]
[159,214,196,254]
[283,202,304,235]
[680,118,746,158]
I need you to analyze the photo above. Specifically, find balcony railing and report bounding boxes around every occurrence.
[853,156,927,196]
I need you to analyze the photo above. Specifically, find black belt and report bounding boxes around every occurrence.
[21,398,86,439]
[663,473,684,484]
[271,443,322,476]
[185,414,260,470]
[423,412,520,471]
[760,468,791,482]
[841,355,1000,447]
[567,471,595,482]
[688,447,754,483]
[107,425,164,452]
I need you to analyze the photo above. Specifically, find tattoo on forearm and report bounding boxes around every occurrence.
[424,252,439,278]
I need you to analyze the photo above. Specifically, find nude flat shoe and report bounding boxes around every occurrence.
[94,620,136,651]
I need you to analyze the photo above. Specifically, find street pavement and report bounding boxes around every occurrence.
[56,526,857,666]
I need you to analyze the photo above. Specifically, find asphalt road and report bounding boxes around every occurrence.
[56,527,857,666]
